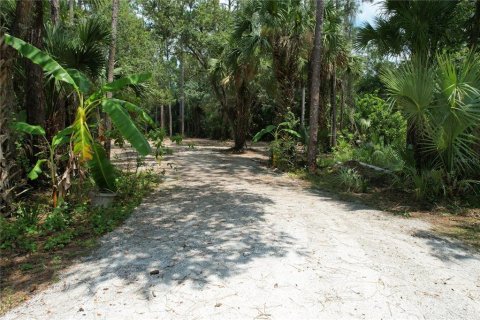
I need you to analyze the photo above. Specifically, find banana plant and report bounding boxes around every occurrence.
[253,112,302,143]
[5,34,153,192]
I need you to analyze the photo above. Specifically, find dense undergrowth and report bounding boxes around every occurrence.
[0,170,159,314]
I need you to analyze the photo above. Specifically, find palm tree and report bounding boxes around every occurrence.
[307,0,325,172]
[104,0,120,158]
[381,52,480,176]
[356,0,459,59]
[357,0,460,168]
[232,0,310,122]
[43,17,110,135]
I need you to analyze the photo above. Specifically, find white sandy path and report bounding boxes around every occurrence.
[2,146,480,320]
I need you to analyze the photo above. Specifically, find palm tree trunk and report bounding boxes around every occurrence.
[307,0,325,172]
[233,83,250,151]
[51,0,60,26]
[330,65,337,148]
[0,35,20,214]
[1,0,34,213]
[25,0,46,130]
[104,0,119,159]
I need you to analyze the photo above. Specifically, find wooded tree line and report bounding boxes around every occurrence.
[1,0,480,213]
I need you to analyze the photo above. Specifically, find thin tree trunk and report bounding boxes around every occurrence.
[155,105,158,125]
[168,104,172,137]
[160,105,165,129]
[339,81,344,132]
[301,86,306,127]
[233,83,250,151]
[104,0,119,159]
[51,0,60,26]
[471,0,480,48]
[25,0,46,130]
[179,54,185,136]
[330,65,337,148]
[69,0,74,23]
[307,0,325,172]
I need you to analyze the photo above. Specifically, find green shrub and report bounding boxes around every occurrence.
[271,137,298,171]
[336,167,367,192]
[332,138,354,163]
[148,128,172,158]
[44,231,75,250]
[170,134,183,145]
[354,93,407,148]
[43,205,71,232]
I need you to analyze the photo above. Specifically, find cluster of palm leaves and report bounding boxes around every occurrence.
[381,53,480,185]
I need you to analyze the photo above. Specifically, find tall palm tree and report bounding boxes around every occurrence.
[0,0,34,213]
[307,0,325,172]
[232,0,310,122]
[104,0,120,158]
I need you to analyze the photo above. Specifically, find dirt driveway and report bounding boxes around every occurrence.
[2,144,480,319]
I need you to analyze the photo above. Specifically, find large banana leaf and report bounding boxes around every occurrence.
[253,125,276,142]
[101,73,151,92]
[108,98,154,126]
[101,99,151,156]
[4,34,78,90]
[12,122,46,136]
[66,68,93,94]
[52,126,74,149]
[85,73,151,105]
[89,143,117,191]
[28,159,47,180]
[72,107,93,161]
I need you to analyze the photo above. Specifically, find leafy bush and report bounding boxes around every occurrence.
[336,168,367,192]
[333,138,404,171]
[254,112,302,171]
[44,231,75,250]
[43,205,71,232]
[170,134,183,145]
[354,93,407,148]
[148,128,172,158]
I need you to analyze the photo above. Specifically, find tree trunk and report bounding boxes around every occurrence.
[233,83,250,151]
[179,54,185,136]
[307,0,325,173]
[51,0,60,26]
[330,65,337,149]
[339,81,344,132]
[168,104,172,137]
[0,35,20,214]
[1,0,34,213]
[301,86,306,127]
[160,105,165,129]
[471,0,480,48]
[69,0,74,23]
[104,0,119,159]
[25,0,46,130]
